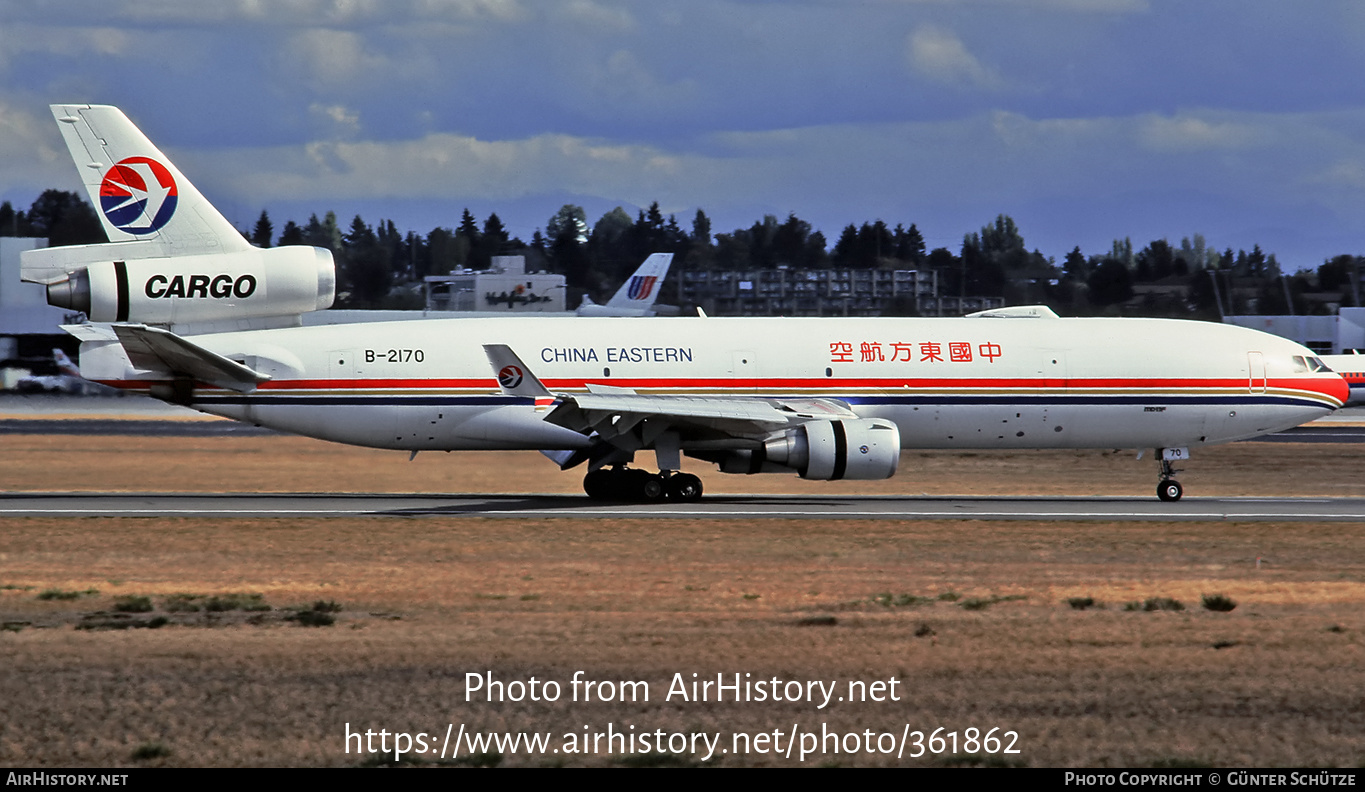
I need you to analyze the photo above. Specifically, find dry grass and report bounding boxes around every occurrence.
[3,510,1365,767]
[3,432,1364,498]
[4,433,1365,767]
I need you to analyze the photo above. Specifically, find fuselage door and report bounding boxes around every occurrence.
[1248,351,1266,394]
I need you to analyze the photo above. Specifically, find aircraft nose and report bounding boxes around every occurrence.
[1328,373,1350,406]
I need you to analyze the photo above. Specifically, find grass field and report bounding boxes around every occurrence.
[2,434,1364,767]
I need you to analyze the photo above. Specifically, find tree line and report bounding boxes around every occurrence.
[3,189,1360,317]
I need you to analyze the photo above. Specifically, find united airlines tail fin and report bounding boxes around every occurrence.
[576,253,674,317]
[49,104,250,257]
[606,253,672,310]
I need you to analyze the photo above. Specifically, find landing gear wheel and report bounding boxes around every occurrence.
[583,469,612,500]
[639,474,666,502]
[583,468,698,503]
[1157,479,1183,502]
[666,473,704,502]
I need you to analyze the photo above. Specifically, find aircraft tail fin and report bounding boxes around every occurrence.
[50,104,251,257]
[605,253,672,309]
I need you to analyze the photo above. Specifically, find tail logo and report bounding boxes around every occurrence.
[498,365,524,390]
[627,275,657,301]
[100,157,179,234]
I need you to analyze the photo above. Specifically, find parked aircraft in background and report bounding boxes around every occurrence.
[15,349,109,394]
[22,105,1349,502]
[1320,352,1365,406]
[576,253,678,317]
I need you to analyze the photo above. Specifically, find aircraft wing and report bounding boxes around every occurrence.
[545,392,793,439]
[484,344,857,460]
[113,324,270,393]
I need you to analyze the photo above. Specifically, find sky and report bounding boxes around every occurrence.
[5,0,1365,270]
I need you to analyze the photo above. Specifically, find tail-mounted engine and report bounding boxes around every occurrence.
[38,245,335,325]
[705,418,901,480]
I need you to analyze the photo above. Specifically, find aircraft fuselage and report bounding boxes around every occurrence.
[79,315,1346,453]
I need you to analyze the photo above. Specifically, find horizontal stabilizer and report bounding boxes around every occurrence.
[21,241,164,285]
[60,323,118,343]
[112,324,269,393]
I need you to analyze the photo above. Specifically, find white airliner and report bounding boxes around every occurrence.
[21,105,1348,502]
[576,253,677,317]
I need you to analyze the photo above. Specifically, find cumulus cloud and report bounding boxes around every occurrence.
[285,28,391,89]
[554,0,634,31]
[0,25,130,70]
[881,0,1146,11]
[106,0,528,25]
[0,102,74,190]
[309,103,362,136]
[995,0,1147,11]
[905,25,1003,89]
[209,130,743,210]
[1311,159,1365,189]
[1138,113,1262,151]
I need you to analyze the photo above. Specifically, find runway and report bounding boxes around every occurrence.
[7,491,1365,521]
[5,396,1365,521]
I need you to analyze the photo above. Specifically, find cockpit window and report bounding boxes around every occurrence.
[1292,355,1332,373]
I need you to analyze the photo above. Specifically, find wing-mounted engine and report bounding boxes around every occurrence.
[704,418,902,480]
[25,244,335,330]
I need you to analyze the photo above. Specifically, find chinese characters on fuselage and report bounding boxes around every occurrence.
[830,341,1003,364]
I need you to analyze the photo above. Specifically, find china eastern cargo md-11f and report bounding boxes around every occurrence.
[22,105,1348,502]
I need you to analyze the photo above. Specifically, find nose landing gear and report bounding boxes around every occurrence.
[1157,473,1183,502]
[1155,449,1186,502]
[583,467,704,502]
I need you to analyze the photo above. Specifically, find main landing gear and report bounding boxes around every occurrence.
[583,467,704,502]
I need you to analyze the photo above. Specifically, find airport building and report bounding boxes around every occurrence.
[679,267,1002,317]
[1223,310,1365,355]
[423,256,567,313]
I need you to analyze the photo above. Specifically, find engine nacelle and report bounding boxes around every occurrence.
[713,418,901,480]
[44,245,335,324]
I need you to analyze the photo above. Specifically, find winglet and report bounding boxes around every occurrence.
[482,344,554,399]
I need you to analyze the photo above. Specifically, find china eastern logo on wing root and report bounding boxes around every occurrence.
[498,365,524,390]
[99,157,178,234]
